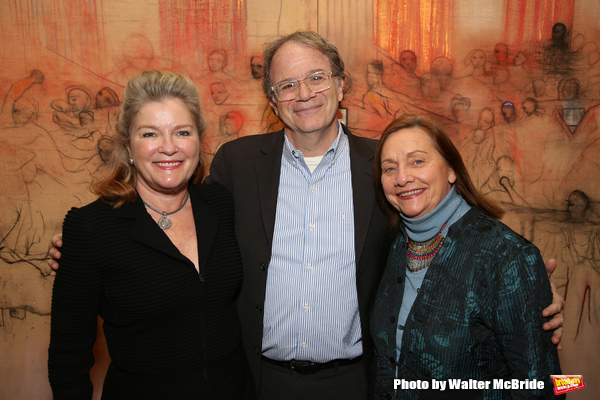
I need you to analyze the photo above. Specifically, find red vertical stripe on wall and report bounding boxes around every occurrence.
[160,0,247,68]
[374,0,452,73]
[504,0,575,46]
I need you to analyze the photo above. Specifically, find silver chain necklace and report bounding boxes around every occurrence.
[142,192,190,230]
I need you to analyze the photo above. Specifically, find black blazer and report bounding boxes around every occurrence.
[208,125,391,391]
[48,183,247,399]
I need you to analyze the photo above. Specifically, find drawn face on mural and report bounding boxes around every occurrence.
[532,79,546,97]
[95,88,119,109]
[268,41,343,140]
[380,127,456,219]
[219,112,243,137]
[567,191,589,220]
[552,23,567,42]
[366,64,382,88]
[431,57,453,90]
[126,98,200,196]
[208,52,227,72]
[522,100,536,116]
[514,51,526,66]
[420,73,441,99]
[494,43,509,64]
[470,50,486,69]
[399,50,417,74]
[559,78,580,101]
[478,109,494,130]
[12,100,36,125]
[501,104,515,120]
[122,34,154,70]
[68,89,91,111]
[496,156,515,186]
[210,82,229,105]
[250,56,264,79]
[451,103,467,123]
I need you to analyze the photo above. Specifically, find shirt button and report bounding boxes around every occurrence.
[303,304,309,311]
[307,264,312,271]
[310,185,316,192]
[301,343,307,349]
[309,223,315,231]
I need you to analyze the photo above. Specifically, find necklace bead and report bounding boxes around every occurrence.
[406,223,447,272]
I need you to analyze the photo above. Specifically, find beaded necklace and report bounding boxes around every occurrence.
[406,223,447,272]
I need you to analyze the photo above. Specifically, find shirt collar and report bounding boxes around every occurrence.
[282,122,347,166]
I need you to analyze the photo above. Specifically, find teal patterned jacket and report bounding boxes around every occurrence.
[370,208,563,400]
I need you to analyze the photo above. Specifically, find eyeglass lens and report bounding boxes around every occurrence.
[275,72,331,101]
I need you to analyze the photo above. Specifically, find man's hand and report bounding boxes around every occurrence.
[47,233,63,276]
[541,258,564,350]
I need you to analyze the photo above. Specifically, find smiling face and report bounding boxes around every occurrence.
[380,128,456,219]
[268,41,343,141]
[126,98,200,197]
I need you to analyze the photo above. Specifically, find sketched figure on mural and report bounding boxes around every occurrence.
[105,34,186,87]
[531,190,600,341]
[51,85,94,129]
[389,50,420,96]
[1,70,63,267]
[462,107,498,188]
[363,60,400,119]
[554,76,586,132]
[481,155,529,208]
[1,72,115,270]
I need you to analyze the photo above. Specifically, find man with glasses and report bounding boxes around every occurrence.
[206,31,564,400]
[208,31,390,399]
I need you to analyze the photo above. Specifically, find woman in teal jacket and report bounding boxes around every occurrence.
[370,115,562,399]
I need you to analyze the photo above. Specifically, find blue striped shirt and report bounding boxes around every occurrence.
[262,124,362,362]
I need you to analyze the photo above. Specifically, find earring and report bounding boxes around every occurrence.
[129,158,134,165]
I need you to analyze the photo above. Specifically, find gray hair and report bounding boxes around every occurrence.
[262,31,346,99]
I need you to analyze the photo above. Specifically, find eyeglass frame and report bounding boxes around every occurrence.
[270,70,334,101]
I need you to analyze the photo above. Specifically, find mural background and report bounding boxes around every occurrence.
[0,0,598,398]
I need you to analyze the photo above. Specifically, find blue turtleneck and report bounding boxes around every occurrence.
[395,185,471,363]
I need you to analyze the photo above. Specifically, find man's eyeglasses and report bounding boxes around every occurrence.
[271,71,333,101]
